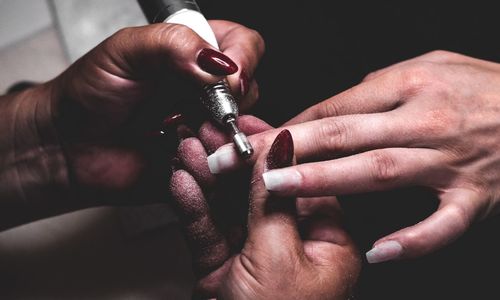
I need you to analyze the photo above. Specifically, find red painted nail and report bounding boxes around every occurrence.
[197,48,238,75]
[266,130,294,170]
[240,72,249,96]
[163,113,185,128]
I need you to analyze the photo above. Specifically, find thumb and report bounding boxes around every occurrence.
[244,130,302,259]
[78,23,238,86]
[366,189,481,263]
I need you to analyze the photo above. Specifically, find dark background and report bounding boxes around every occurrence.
[198,2,500,299]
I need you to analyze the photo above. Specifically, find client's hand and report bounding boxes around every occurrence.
[170,117,360,299]
[205,50,500,263]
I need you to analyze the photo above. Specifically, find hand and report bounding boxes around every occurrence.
[205,50,500,263]
[170,116,360,299]
[0,21,264,228]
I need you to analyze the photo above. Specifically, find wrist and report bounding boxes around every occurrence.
[0,80,80,229]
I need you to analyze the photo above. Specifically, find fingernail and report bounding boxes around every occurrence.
[197,48,238,76]
[266,130,294,170]
[240,72,249,96]
[366,241,403,264]
[262,130,298,192]
[163,113,185,128]
[207,145,240,174]
[262,169,302,192]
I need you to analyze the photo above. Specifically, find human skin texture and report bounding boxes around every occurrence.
[206,50,500,263]
[0,20,264,230]
[170,116,361,299]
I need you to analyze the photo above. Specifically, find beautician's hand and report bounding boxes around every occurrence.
[206,50,500,263]
[0,21,263,229]
[171,120,360,299]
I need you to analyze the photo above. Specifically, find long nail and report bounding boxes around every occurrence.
[197,48,238,75]
[163,113,185,128]
[366,240,403,264]
[262,169,302,193]
[207,144,241,174]
[266,130,294,170]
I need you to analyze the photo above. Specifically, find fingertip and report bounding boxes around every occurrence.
[366,240,403,264]
[178,137,215,187]
[198,121,230,153]
[207,144,240,174]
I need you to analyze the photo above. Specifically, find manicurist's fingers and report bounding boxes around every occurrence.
[177,137,215,189]
[88,23,239,85]
[169,170,230,276]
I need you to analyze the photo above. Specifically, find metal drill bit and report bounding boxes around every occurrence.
[226,116,253,158]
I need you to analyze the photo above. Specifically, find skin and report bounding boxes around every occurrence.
[0,20,264,230]
[170,116,361,299]
[208,50,500,261]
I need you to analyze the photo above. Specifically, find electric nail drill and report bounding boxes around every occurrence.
[138,0,254,158]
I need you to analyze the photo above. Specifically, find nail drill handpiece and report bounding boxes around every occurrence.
[138,0,254,158]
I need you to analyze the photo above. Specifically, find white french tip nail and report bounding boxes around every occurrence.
[262,169,301,192]
[366,240,403,264]
[207,145,239,174]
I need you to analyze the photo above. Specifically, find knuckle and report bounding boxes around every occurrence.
[415,109,456,137]
[115,26,134,38]
[158,23,193,45]
[423,50,463,63]
[108,27,137,47]
[399,64,434,96]
[445,205,470,229]
[318,118,349,154]
[362,70,382,82]
[369,150,400,183]
[319,99,343,118]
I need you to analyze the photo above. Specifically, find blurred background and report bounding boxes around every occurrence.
[0,0,147,92]
[0,1,193,298]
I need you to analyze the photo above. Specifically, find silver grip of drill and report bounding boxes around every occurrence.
[202,80,238,124]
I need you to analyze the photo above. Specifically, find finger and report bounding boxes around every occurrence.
[177,137,215,188]
[297,197,350,246]
[210,20,265,108]
[283,70,407,125]
[366,189,482,263]
[87,23,237,86]
[262,148,445,197]
[208,112,419,174]
[169,170,230,276]
[245,130,302,256]
[199,115,273,154]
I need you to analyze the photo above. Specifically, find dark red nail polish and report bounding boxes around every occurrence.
[240,72,249,96]
[266,130,294,170]
[197,48,238,75]
[163,113,185,128]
